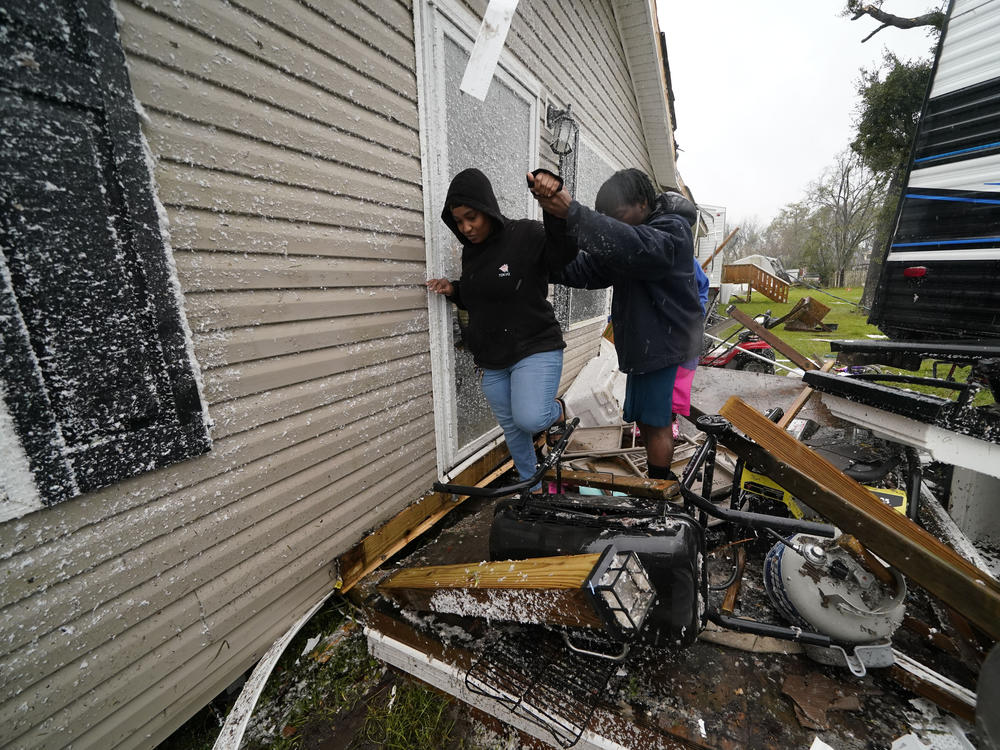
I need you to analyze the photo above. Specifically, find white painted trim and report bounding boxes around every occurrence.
[415,0,542,477]
[0,383,43,522]
[365,627,633,750]
[414,0,457,480]
[213,588,339,750]
[459,0,520,101]
[885,248,1000,262]
[610,0,677,188]
[819,393,1000,479]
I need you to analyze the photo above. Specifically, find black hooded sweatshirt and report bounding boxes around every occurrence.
[441,168,577,369]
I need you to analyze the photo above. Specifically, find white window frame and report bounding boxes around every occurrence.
[414,0,544,478]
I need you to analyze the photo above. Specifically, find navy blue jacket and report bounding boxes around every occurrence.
[555,193,704,374]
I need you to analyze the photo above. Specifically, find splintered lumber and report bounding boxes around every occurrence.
[701,226,739,270]
[379,554,607,629]
[721,546,747,615]
[543,468,678,499]
[891,649,976,722]
[776,359,836,429]
[727,307,817,370]
[339,444,512,592]
[718,396,1000,640]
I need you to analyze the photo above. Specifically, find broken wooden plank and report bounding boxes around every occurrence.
[718,396,1000,640]
[379,553,608,630]
[726,307,817,370]
[776,359,836,429]
[339,444,511,592]
[721,546,746,616]
[891,649,976,722]
[701,226,739,270]
[543,468,678,499]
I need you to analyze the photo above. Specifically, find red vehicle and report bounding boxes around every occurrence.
[699,312,777,374]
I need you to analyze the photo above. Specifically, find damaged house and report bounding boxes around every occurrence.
[0,0,687,747]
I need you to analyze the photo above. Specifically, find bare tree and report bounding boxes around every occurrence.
[843,1,945,42]
[725,216,768,261]
[807,150,888,287]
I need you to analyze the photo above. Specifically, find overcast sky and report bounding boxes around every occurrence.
[656,1,942,226]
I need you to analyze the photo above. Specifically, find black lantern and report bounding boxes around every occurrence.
[545,103,579,192]
[585,545,656,640]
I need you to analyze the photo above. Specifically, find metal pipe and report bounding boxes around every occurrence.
[708,612,834,647]
[703,332,800,374]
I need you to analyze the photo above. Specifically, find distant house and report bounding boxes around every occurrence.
[0,0,682,746]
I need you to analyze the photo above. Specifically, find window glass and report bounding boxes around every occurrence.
[558,139,614,325]
[442,35,535,450]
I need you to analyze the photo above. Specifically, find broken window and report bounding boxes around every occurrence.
[0,0,211,519]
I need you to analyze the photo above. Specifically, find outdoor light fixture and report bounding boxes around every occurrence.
[545,103,579,156]
[585,545,656,641]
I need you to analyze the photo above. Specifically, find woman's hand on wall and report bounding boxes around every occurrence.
[426,278,454,296]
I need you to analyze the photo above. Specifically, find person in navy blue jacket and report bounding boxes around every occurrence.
[529,168,703,480]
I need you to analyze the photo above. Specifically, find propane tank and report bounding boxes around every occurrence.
[763,533,905,644]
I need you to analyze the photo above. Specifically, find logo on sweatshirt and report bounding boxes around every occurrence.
[498,264,510,278]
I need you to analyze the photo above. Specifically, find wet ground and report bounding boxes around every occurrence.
[361,483,984,750]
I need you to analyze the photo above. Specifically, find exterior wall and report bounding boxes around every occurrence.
[0,1,671,748]
[470,0,664,383]
[0,1,434,748]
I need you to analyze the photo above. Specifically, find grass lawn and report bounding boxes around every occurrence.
[723,285,994,406]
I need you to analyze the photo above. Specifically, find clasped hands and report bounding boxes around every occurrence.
[526,171,571,219]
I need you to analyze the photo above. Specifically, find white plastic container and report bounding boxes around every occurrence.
[564,345,625,428]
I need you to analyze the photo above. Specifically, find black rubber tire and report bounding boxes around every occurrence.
[734,348,776,374]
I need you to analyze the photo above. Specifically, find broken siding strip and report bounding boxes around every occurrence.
[184,288,427,332]
[123,1,418,129]
[143,110,423,205]
[0,429,437,738]
[561,327,604,393]
[168,211,426,262]
[127,59,421,183]
[156,165,423,235]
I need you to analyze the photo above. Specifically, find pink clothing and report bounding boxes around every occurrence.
[671,364,696,417]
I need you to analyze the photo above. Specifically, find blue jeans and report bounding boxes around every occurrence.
[481,349,564,489]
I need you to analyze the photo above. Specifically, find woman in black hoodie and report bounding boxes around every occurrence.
[426,168,577,489]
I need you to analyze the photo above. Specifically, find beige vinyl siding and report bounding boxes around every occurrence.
[561,320,607,390]
[0,0,433,748]
[489,0,655,178]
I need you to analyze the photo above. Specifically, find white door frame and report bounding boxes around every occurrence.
[414,0,543,478]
